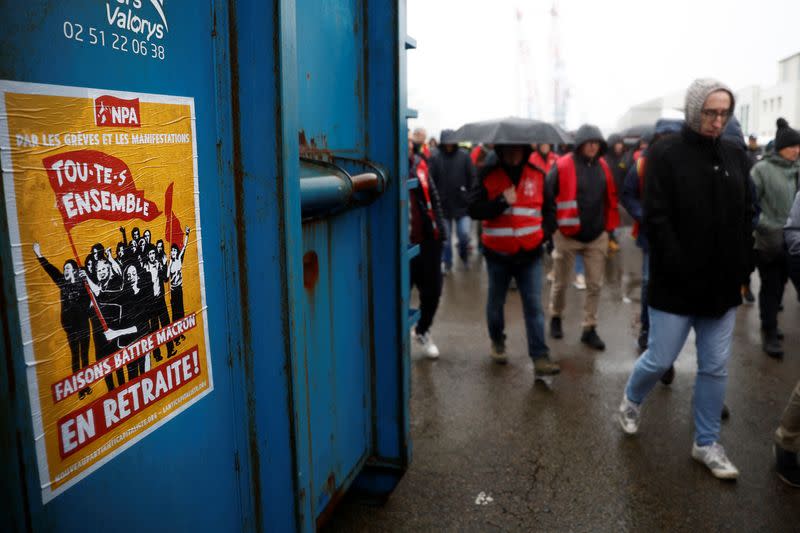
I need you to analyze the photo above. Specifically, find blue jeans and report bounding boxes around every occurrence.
[485,255,549,359]
[625,307,736,446]
[442,216,471,268]
[575,253,585,275]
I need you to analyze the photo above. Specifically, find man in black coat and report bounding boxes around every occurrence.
[617,78,754,481]
[428,129,477,273]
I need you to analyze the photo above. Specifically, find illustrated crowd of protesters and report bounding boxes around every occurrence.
[34,224,191,400]
[408,78,800,488]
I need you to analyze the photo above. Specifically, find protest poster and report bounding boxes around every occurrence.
[0,80,213,502]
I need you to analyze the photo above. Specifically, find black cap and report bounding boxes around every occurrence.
[775,118,800,151]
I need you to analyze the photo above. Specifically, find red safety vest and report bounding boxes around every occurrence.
[415,159,439,239]
[529,151,557,173]
[481,165,545,254]
[555,154,620,236]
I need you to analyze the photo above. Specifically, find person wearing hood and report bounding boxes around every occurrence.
[467,144,560,376]
[544,124,620,350]
[617,78,754,481]
[621,118,684,356]
[603,133,633,301]
[722,117,759,306]
[408,139,447,359]
[750,118,800,358]
[428,129,477,273]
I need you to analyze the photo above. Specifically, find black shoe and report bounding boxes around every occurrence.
[78,386,92,400]
[167,347,178,358]
[637,329,648,352]
[580,327,605,350]
[775,444,800,488]
[762,330,784,358]
[660,365,675,385]
[153,348,163,362]
[721,404,730,420]
[550,317,563,339]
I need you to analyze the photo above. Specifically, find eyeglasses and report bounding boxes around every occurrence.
[700,109,732,121]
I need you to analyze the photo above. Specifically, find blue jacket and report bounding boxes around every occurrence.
[621,154,648,251]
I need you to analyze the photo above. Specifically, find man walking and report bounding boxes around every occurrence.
[408,140,447,359]
[468,144,560,376]
[428,129,476,273]
[545,125,619,350]
[750,118,800,358]
[618,79,754,480]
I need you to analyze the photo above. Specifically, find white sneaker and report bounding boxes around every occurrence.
[691,442,739,480]
[618,395,641,435]
[415,332,440,359]
[572,273,586,290]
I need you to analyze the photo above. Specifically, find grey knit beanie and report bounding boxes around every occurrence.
[684,78,735,134]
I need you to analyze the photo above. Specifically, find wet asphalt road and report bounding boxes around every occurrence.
[325,235,800,532]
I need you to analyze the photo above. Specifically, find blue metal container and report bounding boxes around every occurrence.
[0,1,414,531]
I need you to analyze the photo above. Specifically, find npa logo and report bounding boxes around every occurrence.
[94,95,141,127]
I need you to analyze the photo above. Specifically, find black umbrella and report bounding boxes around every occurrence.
[450,117,573,145]
[620,123,654,139]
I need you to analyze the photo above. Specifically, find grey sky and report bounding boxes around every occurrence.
[407,0,800,138]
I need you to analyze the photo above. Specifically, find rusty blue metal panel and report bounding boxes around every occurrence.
[350,0,410,498]
[0,0,255,531]
[301,211,371,516]
[1,1,406,531]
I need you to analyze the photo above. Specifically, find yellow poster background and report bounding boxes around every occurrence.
[1,83,212,500]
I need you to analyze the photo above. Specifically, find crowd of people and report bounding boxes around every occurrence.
[34,225,192,399]
[407,78,800,488]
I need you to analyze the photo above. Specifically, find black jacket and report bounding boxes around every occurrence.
[409,155,446,245]
[467,151,544,264]
[645,126,754,317]
[428,147,476,219]
[544,152,609,243]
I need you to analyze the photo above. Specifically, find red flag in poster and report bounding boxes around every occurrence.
[163,182,185,248]
[42,150,161,231]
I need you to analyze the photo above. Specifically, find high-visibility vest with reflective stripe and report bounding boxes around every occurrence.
[481,165,545,254]
[416,158,440,239]
[555,153,620,236]
[529,150,557,173]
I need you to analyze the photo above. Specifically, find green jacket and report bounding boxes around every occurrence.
[751,153,800,255]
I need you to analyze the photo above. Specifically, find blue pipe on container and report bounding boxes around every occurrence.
[299,175,353,214]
